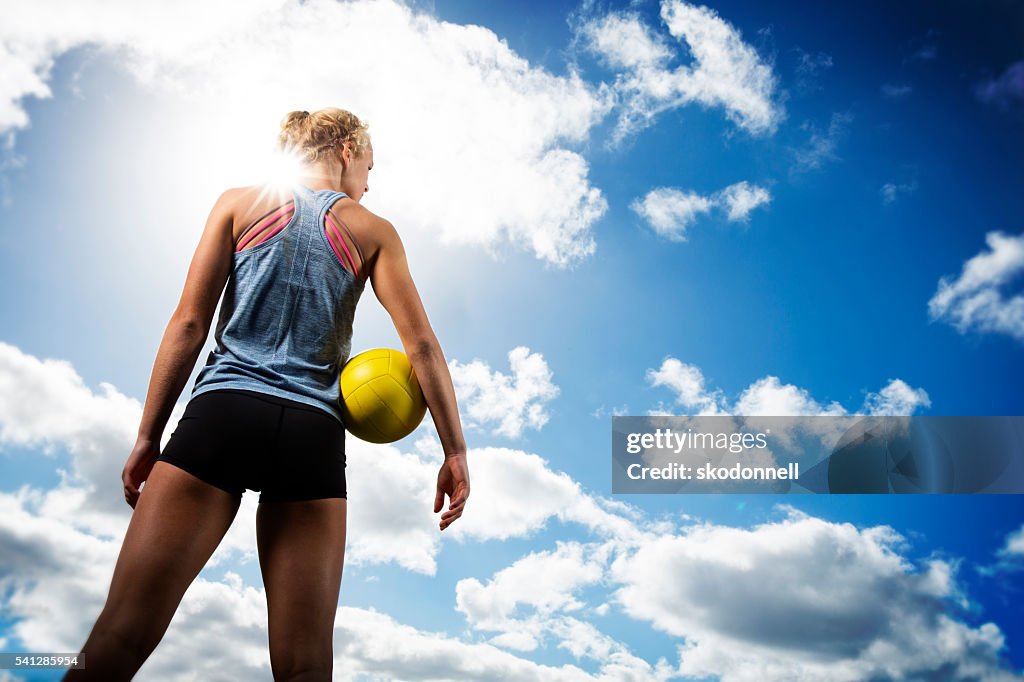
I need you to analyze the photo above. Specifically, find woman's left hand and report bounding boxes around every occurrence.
[434,453,469,531]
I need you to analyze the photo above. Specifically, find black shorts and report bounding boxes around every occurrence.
[157,388,347,503]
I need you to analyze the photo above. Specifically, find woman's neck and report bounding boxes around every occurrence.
[298,161,343,192]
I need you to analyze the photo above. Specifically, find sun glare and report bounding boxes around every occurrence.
[265,148,306,194]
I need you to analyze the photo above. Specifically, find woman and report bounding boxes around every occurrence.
[65,108,470,681]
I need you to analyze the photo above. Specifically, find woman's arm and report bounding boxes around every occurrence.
[368,219,469,530]
[123,190,236,507]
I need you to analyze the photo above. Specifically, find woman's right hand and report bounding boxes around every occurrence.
[434,453,469,531]
[122,437,161,509]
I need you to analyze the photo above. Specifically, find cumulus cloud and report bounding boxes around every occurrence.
[860,378,932,416]
[717,181,772,222]
[0,340,1019,681]
[0,487,642,681]
[332,604,647,681]
[454,509,1021,680]
[609,506,1018,682]
[456,541,605,644]
[733,375,849,417]
[448,346,560,439]
[630,180,771,241]
[0,340,182,537]
[445,446,647,544]
[345,441,443,574]
[579,0,783,142]
[455,541,676,679]
[975,60,1024,109]
[646,357,726,415]
[928,231,1024,343]
[0,0,610,267]
[363,435,653,555]
[642,358,932,471]
[630,188,714,240]
[645,356,929,418]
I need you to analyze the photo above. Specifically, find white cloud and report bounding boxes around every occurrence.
[449,346,560,439]
[0,343,659,679]
[791,111,853,175]
[352,441,642,571]
[733,375,848,417]
[630,188,714,241]
[0,340,181,537]
[445,445,647,544]
[978,523,1024,576]
[456,541,605,636]
[579,11,672,71]
[455,541,676,679]
[0,0,610,267]
[880,179,918,204]
[631,180,771,240]
[928,231,1024,343]
[717,180,771,221]
[449,501,1021,681]
[332,604,646,681]
[579,0,783,142]
[609,507,1018,682]
[0,487,644,681]
[645,356,929,419]
[860,378,931,416]
[643,358,931,458]
[646,357,726,414]
[345,441,442,574]
[0,340,1018,681]
[1004,525,1024,556]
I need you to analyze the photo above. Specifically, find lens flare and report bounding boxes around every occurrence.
[265,148,306,193]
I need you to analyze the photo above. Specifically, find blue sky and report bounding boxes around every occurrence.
[1,0,1023,680]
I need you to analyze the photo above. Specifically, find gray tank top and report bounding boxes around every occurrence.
[191,184,365,424]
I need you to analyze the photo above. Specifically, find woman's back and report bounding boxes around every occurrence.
[192,183,375,423]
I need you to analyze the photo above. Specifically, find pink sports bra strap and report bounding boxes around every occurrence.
[237,204,295,251]
[325,212,360,278]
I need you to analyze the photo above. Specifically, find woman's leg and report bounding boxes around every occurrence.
[256,498,346,682]
[64,461,243,681]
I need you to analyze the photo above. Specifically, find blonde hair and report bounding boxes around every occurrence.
[277,107,371,163]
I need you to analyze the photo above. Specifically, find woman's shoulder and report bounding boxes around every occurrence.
[222,184,295,215]
[332,199,397,241]
[219,183,288,205]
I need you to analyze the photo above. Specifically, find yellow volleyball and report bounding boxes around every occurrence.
[339,348,427,444]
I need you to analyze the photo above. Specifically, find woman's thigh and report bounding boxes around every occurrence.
[103,460,243,637]
[256,498,346,660]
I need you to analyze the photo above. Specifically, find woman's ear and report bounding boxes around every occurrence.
[338,140,354,168]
